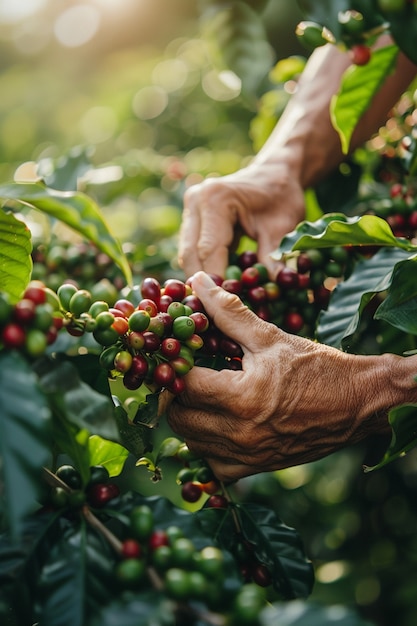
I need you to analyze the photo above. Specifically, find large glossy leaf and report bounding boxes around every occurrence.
[317,248,412,349]
[200,1,272,101]
[0,182,132,286]
[364,404,417,472]
[0,509,60,624]
[381,6,417,65]
[34,357,119,442]
[275,213,414,258]
[0,209,32,303]
[88,435,129,478]
[0,351,51,539]
[260,600,374,626]
[33,520,116,626]
[330,45,398,154]
[197,502,314,599]
[374,255,417,335]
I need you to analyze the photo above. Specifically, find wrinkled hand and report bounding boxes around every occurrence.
[168,272,398,481]
[178,163,306,280]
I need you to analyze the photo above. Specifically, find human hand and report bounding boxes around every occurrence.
[178,162,306,280]
[167,272,407,481]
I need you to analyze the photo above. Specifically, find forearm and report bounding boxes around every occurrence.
[250,39,417,190]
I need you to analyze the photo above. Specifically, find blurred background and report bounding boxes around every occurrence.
[2,2,417,625]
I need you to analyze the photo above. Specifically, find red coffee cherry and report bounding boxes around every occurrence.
[350,44,371,66]
[181,481,203,503]
[2,323,26,348]
[87,483,120,508]
[206,494,228,509]
[121,539,142,559]
[148,529,170,551]
[13,299,36,325]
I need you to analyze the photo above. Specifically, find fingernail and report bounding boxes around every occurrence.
[193,271,217,290]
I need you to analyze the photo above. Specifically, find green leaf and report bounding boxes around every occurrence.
[33,519,116,626]
[0,210,32,303]
[364,404,417,472]
[260,599,374,626]
[0,182,132,286]
[317,248,411,349]
[200,2,272,102]
[275,213,414,258]
[197,502,314,599]
[88,435,129,478]
[35,357,120,442]
[381,6,417,65]
[0,351,51,539]
[0,509,60,624]
[374,255,417,335]
[330,46,398,154]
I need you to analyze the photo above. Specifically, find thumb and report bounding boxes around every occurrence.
[191,271,266,349]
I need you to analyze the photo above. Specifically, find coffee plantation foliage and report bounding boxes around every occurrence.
[1,1,417,625]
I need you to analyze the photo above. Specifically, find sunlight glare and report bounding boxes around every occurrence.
[0,0,47,23]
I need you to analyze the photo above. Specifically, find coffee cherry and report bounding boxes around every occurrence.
[138,299,158,318]
[111,316,129,336]
[276,267,299,289]
[283,311,304,334]
[130,354,149,377]
[114,298,135,318]
[14,299,36,325]
[152,545,173,571]
[161,337,182,359]
[69,289,92,317]
[130,505,154,541]
[172,316,195,341]
[123,370,145,390]
[149,529,170,551]
[189,311,209,333]
[164,567,191,600]
[181,481,203,503]
[350,44,371,66]
[140,277,161,306]
[171,537,195,568]
[127,331,145,350]
[24,281,47,306]
[87,482,120,508]
[153,362,175,387]
[142,331,161,352]
[2,323,26,349]
[121,539,142,559]
[222,278,243,295]
[241,267,260,288]
[56,464,82,490]
[114,350,133,373]
[296,20,335,49]
[238,250,258,269]
[88,464,110,486]
[251,563,272,587]
[163,279,186,302]
[95,310,115,331]
[25,329,47,357]
[128,309,150,332]
[57,283,78,310]
[206,494,228,509]
[115,558,146,588]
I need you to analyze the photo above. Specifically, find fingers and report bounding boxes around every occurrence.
[178,182,237,279]
[191,271,279,351]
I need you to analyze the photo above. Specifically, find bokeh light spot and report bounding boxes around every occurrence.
[54,5,101,48]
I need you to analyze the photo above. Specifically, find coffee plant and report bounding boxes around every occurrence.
[1,3,417,625]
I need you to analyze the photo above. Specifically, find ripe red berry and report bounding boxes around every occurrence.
[350,44,371,66]
[181,481,203,503]
[161,337,182,359]
[189,311,209,333]
[163,279,186,302]
[140,277,161,306]
[206,494,228,508]
[121,539,142,559]
[238,251,258,269]
[87,483,120,508]
[13,299,36,325]
[24,281,47,305]
[2,323,26,348]
[153,362,175,387]
[241,267,260,288]
[114,298,135,318]
[166,376,187,395]
[138,299,158,318]
[284,311,304,334]
[251,563,272,587]
[221,278,243,295]
[148,529,169,551]
[276,267,299,289]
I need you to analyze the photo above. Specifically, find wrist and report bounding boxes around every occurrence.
[351,353,417,436]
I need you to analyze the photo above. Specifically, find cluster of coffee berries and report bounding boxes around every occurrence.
[31,238,129,294]
[47,463,120,511]
[57,278,210,394]
[366,181,417,239]
[209,249,351,338]
[116,503,237,606]
[0,281,62,357]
